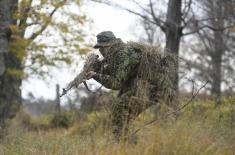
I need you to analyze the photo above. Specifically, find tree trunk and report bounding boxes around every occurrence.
[56,84,61,113]
[210,0,224,104]
[165,0,182,96]
[211,40,222,104]
[0,0,20,138]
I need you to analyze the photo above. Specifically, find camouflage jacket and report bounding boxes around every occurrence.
[93,39,142,95]
[93,39,176,102]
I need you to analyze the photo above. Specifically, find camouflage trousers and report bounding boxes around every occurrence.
[111,82,159,142]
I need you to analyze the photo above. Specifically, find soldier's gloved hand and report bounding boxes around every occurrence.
[86,71,97,80]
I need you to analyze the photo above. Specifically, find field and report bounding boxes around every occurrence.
[0,97,235,155]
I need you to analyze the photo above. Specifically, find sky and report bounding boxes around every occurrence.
[21,1,139,100]
[84,1,139,41]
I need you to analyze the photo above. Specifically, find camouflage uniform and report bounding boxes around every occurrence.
[92,31,175,141]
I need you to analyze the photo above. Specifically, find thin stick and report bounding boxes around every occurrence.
[131,80,209,135]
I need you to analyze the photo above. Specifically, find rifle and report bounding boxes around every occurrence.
[60,53,99,97]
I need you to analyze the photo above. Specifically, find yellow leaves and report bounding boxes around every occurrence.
[6,68,24,78]
[41,0,49,5]
[71,15,87,25]
[57,23,69,33]
[52,57,72,64]
[79,47,91,54]
[74,0,81,6]
[14,12,24,20]
[19,0,31,8]
[5,0,89,79]
[53,0,67,8]
[9,36,29,61]
[40,13,53,24]
[10,24,27,37]
[36,43,47,50]
[10,25,21,35]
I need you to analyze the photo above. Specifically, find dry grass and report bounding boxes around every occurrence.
[1,97,235,155]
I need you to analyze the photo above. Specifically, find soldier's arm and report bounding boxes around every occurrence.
[94,48,139,89]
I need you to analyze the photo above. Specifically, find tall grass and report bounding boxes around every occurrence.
[0,97,235,155]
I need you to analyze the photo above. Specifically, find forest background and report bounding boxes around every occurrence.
[0,0,234,154]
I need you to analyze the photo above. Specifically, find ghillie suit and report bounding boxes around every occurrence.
[128,42,176,105]
[110,42,177,141]
[92,31,176,141]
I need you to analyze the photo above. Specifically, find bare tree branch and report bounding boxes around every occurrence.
[195,29,213,54]
[180,56,212,82]
[181,0,193,28]
[92,0,166,30]
[129,0,151,15]
[183,24,235,36]
[196,16,235,23]
[148,0,166,31]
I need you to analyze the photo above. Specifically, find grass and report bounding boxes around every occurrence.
[1,97,235,155]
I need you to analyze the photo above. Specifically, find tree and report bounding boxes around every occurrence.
[0,0,89,136]
[0,0,18,137]
[184,0,235,103]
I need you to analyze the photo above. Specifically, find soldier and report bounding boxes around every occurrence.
[86,31,175,141]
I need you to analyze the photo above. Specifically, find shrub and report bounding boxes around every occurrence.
[20,112,52,130]
[50,112,75,128]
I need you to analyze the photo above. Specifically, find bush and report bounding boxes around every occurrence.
[20,112,52,130]
[50,112,75,129]
[19,111,77,130]
[67,110,111,136]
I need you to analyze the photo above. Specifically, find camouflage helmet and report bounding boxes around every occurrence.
[94,31,117,48]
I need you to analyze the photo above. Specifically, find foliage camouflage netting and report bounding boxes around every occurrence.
[127,41,177,105]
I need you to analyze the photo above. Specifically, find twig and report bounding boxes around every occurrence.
[183,25,235,36]
[131,80,209,135]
